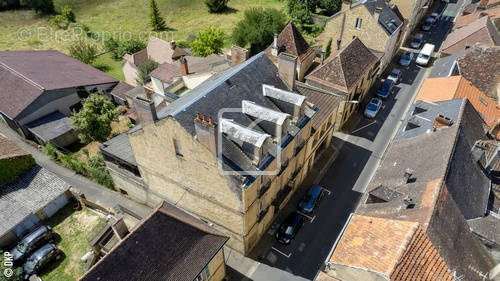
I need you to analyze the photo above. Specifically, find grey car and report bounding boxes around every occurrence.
[23,244,62,278]
[399,51,414,67]
[10,226,54,263]
[387,69,402,84]
[411,33,424,49]
[364,98,382,118]
[422,17,433,31]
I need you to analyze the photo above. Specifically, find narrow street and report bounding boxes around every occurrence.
[227,0,466,280]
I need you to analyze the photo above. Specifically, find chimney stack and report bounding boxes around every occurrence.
[341,0,352,11]
[374,7,383,22]
[433,114,453,130]
[194,113,218,155]
[180,57,189,76]
[278,53,297,89]
[111,216,129,240]
[403,196,415,209]
[231,46,249,66]
[170,40,176,50]
[403,168,414,184]
[134,94,158,127]
[271,34,279,56]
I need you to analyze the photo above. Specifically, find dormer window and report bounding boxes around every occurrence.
[355,18,362,29]
[173,139,183,157]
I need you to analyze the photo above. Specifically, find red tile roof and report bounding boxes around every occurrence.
[265,22,315,63]
[441,16,500,55]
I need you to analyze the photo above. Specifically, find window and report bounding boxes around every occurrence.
[355,18,362,29]
[479,97,488,106]
[195,266,211,281]
[173,139,183,157]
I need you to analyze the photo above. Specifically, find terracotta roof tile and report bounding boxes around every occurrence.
[305,38,378,93]
[150,62,181,83]
[416,76,500,133]
[330,214,419,276]
[265,22,315,62]
[455,7,500,28]
[295,82,342,131]
[441,16,500,54]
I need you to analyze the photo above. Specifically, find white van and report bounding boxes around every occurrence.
[416,43,435,66]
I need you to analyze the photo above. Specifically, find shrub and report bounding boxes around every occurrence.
[150,0,167,31]
[61,5,75,22]
[136,58,158,85]
[288,1,313,26]
[69,39,98,64]
[20,0,54,14]
[70,93,118,143]
[176,40,190,48]
[204,0,229,13]
[106,38,146,60]
[0,0,21,11]
[49,14,69,29]
[232,8,287,55]
[44,141,59,160]
[324,37,333,59]
[190,27,224,57]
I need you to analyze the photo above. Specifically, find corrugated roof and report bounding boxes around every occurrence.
[80,201,228,281]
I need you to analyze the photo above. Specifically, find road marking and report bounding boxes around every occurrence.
[323,189,332,196]
[271,247,291,258]
[297,211,316,222]
[351,120,377,134]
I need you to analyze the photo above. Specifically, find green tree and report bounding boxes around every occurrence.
[232,8,287,55]
[318,0,341,15]
[0,0,21,11]
[136,58,159,85]
[204,0,229,13]
[61,5,75,22]
[69,39,98,64]
[20,0,54,14]
[149,0,167,31]
[324,37,332,59]
[190,27,224,57]
[71,94,118,143]
[288,1,313,26]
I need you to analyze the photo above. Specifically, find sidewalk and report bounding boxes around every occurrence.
[0,122,152,218]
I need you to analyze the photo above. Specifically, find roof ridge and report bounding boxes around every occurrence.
[443,16,491,49]
[0,62,44,91]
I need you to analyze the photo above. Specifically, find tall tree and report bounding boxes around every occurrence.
[149,0,167,31]
[70,94,118,143]
[190,27,224,57]
[232,8,287,55]
[20,0,54,14]
[324,38,333,59]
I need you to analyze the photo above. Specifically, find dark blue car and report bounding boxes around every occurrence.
[276,212,305,245]
[376,80,394,100]
[298,185,324,213]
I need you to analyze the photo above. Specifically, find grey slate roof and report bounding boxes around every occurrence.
[80,201,228,281]
[0,165,70,237]
[354,0,403,35]
[468,215,500,244]
[100,132,137,166]
[26,111,74,142]
[428,49,471,78]
[396,99,463,140]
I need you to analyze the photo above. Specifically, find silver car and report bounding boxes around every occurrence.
[364,98,382,118]
[411,33,424,49]
[387,69,402,84]
[430,13,439,24]
[422,17,433,31]
[399,51,414,67]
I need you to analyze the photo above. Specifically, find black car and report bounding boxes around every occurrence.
[276,212,305,245]
[10,226,54,263]
[23,244,62,278]
[376,80,394,100]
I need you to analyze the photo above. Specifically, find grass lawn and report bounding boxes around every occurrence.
[39,205,107,281]
[0,0,286,79]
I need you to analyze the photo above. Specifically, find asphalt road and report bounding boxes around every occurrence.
[234,1,467,280]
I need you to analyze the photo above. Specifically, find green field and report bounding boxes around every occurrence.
[0,0,286,79]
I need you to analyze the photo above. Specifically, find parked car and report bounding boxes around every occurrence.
[298,185,324,214]
[376,80,394,100]
[416,43,435,66]
[430,12,439,24]
[364,98,382,118]
[399,51,414,66]
[387,69,402,84]
[23,244,62,278]
[10,226,54,263]
[411,33,424,49]
[422,17,433,31]
[276,212,305,245]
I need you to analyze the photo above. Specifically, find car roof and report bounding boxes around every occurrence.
[370,98,381,104]
[30,244,56,261]
[22,226,48,243]
[309,185,323,195]
[415,33,424,38]
[391,69,401,74]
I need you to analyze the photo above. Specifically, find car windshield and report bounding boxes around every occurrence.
[16,242,27,253]
[367,104,378,111]
[24,258,37,271]
[413,38,421,43]
[390,72,398,78]
[421,54,430,59]
[285,226,294,236]
[303,194,312,203]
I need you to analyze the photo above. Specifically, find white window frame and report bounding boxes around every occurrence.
[355,18,362,29]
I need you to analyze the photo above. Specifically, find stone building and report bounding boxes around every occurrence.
[316,0,403,70]
[389,0,432,44]
[100,53,341,254]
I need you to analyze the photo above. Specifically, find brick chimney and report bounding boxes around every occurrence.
[194,113,218,155]
[342,0,352,11]
[134,95,158,127]
[278,53,297,89]
[271,34,279,56]
[180,57,189,76]
[433,114,453,130]
[231,46,249,66]
[374,7,383,22]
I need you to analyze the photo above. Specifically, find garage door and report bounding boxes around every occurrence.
[42,194,69,218]
[12,214,40,237]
